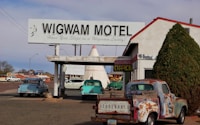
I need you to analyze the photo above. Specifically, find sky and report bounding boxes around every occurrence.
[0,0,200,74]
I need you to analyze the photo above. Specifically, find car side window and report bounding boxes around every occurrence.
[130,85,137,91]
[162,84,170,94]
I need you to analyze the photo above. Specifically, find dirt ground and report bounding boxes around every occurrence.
[0,81,199,125]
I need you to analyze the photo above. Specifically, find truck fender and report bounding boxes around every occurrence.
[174,99,188,118]
[137,100,159,123]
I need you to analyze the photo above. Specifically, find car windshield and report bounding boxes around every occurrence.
[23,79,41,84]
[85,81,101,86]
[130,84,154,91]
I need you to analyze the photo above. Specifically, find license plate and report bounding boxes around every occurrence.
[107,119,117,125]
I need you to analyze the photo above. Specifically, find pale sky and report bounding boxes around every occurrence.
[0,0,200,73]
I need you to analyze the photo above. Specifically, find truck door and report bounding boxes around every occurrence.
[161,84,175,117]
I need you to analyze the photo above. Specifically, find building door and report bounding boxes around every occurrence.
[145,69,153,78]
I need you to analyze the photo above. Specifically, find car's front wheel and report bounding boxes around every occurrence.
[19,93,24,97]
[82,95,86,100]
[176,108,186,124]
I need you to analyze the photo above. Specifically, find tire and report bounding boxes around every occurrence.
[19,93,24,97]
[102,122,107,125]
[82,95,86,100]
[176,108,185,124]
[143,113,156,125]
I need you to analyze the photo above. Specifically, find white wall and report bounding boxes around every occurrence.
[137,59,156,79]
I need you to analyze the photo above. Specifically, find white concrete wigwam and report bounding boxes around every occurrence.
[83,45,110,88]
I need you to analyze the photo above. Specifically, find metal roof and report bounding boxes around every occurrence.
[47,56,117,65]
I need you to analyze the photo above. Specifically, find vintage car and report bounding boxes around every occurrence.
[6,76,21,82]
[106,81,123,90]
[64,78,84,90]
[91,79,188,125]
[18,78,48,97]
[196,108,200,117]
[81,79,104,99]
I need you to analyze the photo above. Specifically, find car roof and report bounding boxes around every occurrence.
[84,79,101,82]
[24,78,43,81]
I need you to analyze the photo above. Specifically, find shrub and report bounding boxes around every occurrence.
[153,23,200,115]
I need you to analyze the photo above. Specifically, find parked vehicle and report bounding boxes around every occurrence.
[91,79,188,125]
[18,78,48,97]
[64,78,84,90]
[81,79,104,99]
[196,107,200,117]
[6,76,21,82]
[106,81,123,90]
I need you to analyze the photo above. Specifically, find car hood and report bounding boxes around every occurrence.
[82,86,102,93]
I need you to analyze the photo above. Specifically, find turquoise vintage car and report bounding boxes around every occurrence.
[18,78,48,97]
[81,79,103,99]
[107,81,123,90]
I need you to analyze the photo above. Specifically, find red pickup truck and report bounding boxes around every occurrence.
[91,79,188,125]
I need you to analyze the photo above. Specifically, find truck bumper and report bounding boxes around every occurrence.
[91,116,137,124]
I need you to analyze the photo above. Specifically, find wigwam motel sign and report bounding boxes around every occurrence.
[28,19,144,45]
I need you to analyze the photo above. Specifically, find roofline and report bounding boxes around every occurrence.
[130,17,200,41]
[123,17,200,55]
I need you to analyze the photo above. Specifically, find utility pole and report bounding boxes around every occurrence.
[29,53,38,70]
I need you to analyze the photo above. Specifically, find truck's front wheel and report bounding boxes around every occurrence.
[144,113,156,125]
[176,108,185,124]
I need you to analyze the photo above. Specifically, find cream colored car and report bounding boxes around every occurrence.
[65,79,84,90]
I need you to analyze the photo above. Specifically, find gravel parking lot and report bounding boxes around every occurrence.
[0,82,199,125]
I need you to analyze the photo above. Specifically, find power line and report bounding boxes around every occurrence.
[0,6,27,34]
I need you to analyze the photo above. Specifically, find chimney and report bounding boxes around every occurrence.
[189,18,193,24]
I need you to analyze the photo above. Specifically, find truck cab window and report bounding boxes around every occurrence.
[162,84,170,94]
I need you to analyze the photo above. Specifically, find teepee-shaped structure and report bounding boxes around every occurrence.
[83,45,110,88]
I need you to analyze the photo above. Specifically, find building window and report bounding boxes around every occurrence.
[145,69,153,78]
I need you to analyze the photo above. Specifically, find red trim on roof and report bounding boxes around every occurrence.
[156,17,200,28]
[129,17,200,42]
[127,18,156,45]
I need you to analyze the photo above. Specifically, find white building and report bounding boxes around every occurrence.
[122,17,200,81]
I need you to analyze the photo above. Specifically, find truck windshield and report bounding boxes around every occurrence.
[130,84,154,91]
